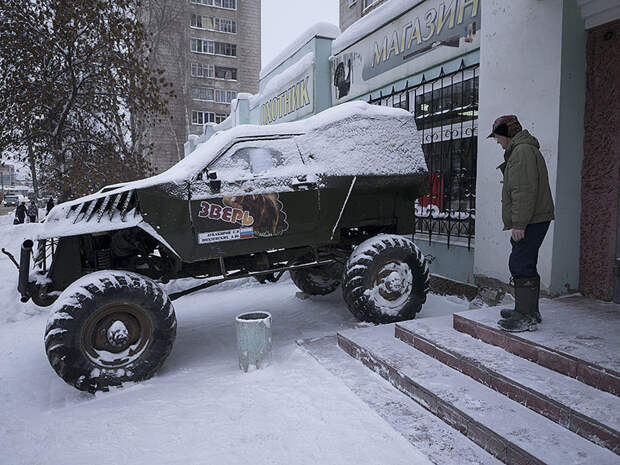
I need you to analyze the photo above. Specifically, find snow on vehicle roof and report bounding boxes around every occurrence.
[331,0,424,55]
[60,101,424,208]
[260,22,340,80]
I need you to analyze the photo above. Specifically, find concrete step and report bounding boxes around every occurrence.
[298,335,504,465]
[395,316,620,454]
[337,324,619,465]
[453,301,620,397]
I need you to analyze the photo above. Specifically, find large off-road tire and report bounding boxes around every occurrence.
[290,260,344,296]
[342,234,429,323]
[45,271,177,392]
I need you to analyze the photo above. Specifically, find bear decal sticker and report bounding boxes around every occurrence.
[197,193,289,244]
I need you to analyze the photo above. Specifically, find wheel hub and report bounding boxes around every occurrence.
[82,304,152,368]
[107,320,130,348]
[384,271,405,294]
[369,260,414,313]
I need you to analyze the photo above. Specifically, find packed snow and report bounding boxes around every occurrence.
[260,22,340,80]
[0,219,473,465]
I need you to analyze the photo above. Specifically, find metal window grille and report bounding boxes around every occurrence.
[369,62,479,249]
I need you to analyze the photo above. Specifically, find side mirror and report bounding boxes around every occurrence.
[207,171,218,180]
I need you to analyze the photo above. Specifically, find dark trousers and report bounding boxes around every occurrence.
[509,222,550,279]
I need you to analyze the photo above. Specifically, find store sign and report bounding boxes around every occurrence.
[332,0,480,103]
[258,75,313,125]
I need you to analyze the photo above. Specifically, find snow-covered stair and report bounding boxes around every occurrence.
[299,335,503,465]
[453,301,620,397]
[395,316,620,454]
[337,324,619,465]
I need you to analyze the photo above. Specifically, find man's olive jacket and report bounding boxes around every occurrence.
[497,130,555,231]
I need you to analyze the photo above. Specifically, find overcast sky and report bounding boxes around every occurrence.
[261,0,339,68]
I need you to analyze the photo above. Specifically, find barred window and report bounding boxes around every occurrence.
[192,111,215,125]
[191,63,215,78]
[191,87,215,101]
[369,64,479,247]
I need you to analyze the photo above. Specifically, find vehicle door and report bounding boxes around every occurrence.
[188,137,320,259]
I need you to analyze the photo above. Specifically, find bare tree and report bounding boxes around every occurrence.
[0,0,174,201]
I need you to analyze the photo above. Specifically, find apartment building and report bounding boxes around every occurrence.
[148,0,261,173]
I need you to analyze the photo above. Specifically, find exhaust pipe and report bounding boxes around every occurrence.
[18,239,34,303]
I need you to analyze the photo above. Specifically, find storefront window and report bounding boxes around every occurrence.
[370,64,479,247]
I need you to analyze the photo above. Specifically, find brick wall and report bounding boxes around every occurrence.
[580,19,620,300]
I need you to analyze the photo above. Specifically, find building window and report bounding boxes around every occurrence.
[363,0,380,11]
[191,38,236,57]
[191,87,215,101]
[215,66,237,80]
[190,14,213,30]
[190,0,236,10]
[191,38,214,54]
[191,15,236,33]
[214,42,236,57]
[192,111,215,125]
[213,17,236,33]
[216,113,228,124]
[191,62,215,78]
[215,89,237,104]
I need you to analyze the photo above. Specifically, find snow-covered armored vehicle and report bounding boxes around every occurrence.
[12,102,430,391]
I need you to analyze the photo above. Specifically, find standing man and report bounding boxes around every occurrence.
[46,197,54,215]
[15,201,26,224]
[27,199,38,223]
[489,115,555,332]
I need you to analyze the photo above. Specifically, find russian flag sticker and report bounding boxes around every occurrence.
[239,227,253,239]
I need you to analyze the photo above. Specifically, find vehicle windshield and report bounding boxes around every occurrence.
[208,138,304,178]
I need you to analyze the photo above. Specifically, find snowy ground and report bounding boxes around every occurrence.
[0,219,471,465]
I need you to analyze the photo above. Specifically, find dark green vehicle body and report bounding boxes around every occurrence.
[18,104,427,305]
[137,175,420,262]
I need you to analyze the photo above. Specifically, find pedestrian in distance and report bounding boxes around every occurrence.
[15,201,26,224]
[27,199,38,223]
[489,115,555,332]
[46,197,54,215]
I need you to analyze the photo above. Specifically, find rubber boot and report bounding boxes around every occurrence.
[498,277,539,332]
[500,275,542,323]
